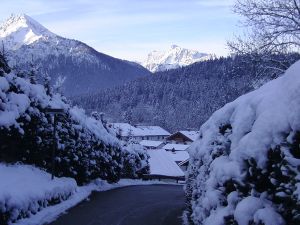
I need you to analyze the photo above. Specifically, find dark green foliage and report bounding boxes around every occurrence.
[219,124,232,135]
[224,215,238,225]
[0,53,10,76]
[185,122,300,224]
[223,132,300,224]
[240,138,300,224]
[121,150,149,178]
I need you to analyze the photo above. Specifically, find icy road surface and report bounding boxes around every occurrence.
[50,185,184,225]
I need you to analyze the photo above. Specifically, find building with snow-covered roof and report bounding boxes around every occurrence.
[166,150,189,163]
[147,149,184,177]
[162,143,190,151]
[140,140,164,149]
[166,130,200,144]
[162,143,190,171]
[109,123,170,142]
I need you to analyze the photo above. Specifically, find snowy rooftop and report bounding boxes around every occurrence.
[140,140,163,148]
[111,123,170,137]
[163,144,190,151]
[147,149,184,177]
[167,150,189,163]
[179,130,200,141]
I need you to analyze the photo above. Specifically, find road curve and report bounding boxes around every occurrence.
[49,185,185,225]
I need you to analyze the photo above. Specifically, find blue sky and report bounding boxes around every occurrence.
[0,0,240,61]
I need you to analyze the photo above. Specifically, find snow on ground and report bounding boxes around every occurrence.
[147,149,184,177]
[1,162,179,225]
[14,179,180,225]
[0,163,77,224]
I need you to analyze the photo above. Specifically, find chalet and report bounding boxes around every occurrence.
[166,130,200,144]
[110,123,170,142]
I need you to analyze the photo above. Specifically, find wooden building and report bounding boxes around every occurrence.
[166,130,200,144]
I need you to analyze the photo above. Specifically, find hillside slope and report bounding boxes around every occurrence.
[74,54,299,131]
[0,14,151,96]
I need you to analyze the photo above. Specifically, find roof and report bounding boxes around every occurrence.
[111,123,170,137]
[167,150,189,162]
[163,144,190,151]
[179,131,200,141]
[140,140,163,148]
[147,149,184,177]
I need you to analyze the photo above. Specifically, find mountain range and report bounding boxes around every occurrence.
[141,45,211,72]
[0,14,150,96]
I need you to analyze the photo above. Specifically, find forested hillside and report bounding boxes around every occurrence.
[74,54,299,131]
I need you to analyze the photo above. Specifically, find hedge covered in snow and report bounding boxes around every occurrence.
[184,61,300,225]
[0,163,77,224]
[0,53,149,185]
[121,143,149,178]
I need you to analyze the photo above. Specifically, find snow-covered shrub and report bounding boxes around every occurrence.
[121,143,149,178]
[184,60,300,225]
[0,163,77,224]
[0,54,148,184]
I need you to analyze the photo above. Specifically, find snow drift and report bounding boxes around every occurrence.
[184,60,300,225]
[0,163,77,224]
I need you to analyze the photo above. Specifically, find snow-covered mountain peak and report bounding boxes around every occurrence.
[141,45,212,72]
[0,14,55,50]
[170,44,179,49]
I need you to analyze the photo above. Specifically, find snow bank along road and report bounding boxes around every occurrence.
[50,185,184,225]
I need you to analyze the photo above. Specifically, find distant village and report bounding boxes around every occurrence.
[108,123,199,178]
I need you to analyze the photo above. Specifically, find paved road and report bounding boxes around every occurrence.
[49,185,185,225]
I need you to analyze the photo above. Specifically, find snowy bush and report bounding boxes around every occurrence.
[0,163,77,224]
[184,60,300,225]
[121,143,149,178]
[0,54,149,185]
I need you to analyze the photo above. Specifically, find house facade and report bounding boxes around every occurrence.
[109,123,170,142]
[166,130,200,144]
[140,140,164,149]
